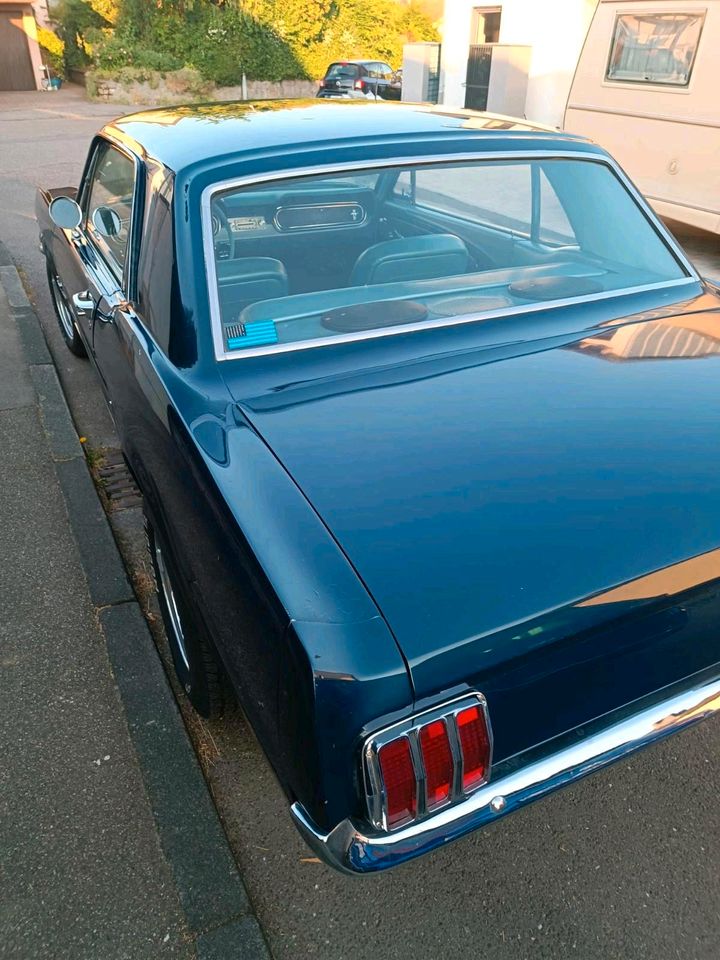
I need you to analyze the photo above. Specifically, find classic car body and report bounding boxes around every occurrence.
[36,99,720,873]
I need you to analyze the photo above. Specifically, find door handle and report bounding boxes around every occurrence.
[72,290,95,313]
[72,290,113,323]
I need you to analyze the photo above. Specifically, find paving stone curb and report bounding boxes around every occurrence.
[1,260,272,959]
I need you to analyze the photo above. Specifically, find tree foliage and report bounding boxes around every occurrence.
[56,0,438,84]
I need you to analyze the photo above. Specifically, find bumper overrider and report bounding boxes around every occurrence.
[291,667,720,873]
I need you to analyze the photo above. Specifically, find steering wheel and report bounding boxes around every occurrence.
[212,200,232,258]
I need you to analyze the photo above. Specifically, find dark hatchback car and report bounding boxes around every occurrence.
[317,60,401,100]
[36,100,720,874]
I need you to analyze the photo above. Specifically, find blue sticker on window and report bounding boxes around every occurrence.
[227,320,278,350]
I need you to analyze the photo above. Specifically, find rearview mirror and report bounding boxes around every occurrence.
[91,205,122,238]
[49,196,82,230]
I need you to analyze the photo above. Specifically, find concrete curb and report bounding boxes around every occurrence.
[1,261,272,958]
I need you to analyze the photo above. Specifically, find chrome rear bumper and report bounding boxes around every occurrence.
[291,670,720,873]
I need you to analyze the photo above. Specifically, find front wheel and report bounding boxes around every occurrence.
[46,261,86,357]
[146,516,227,718]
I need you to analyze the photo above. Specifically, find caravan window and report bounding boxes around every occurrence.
[606,12,704,87]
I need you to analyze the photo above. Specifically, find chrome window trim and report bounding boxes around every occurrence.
[362,692,492,832]
[83,134,143,299]
[201,151,700,363]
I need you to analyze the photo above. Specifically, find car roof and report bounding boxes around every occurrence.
[104,99,595,176]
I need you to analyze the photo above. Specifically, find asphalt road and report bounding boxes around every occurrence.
[3,86,720,960]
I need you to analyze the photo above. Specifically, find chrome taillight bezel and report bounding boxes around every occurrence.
[362,692,493,832]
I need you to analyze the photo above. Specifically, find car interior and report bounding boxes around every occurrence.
[208,159,688,354]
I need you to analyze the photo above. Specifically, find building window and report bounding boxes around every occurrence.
[606,12,705,86]
[471,6,502,45]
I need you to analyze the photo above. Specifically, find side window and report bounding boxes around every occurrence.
[606,12,704,87]
[393,169,415,201]
[392,162,577,245]
[380,63,394,78]
[538,171,576,246]
[137,161,174,351]
[394,163,532,234]
[84,141,136,276]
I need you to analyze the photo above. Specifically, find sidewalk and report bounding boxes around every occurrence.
[0,263,268,958]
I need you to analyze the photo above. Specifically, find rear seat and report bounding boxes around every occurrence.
[236,261,604,327]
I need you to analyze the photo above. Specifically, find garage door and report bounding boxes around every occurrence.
[0,10,36,91]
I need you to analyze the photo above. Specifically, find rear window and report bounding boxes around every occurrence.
[325,63,360,79]
[204,158,690,358]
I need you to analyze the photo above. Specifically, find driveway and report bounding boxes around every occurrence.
[2,86,720,960]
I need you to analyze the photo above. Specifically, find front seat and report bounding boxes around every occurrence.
[217,257,288,321]
[350,234,470,286]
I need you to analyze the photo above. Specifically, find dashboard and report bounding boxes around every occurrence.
[212,185,376,249]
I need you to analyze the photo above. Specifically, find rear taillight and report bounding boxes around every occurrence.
[419,720,453,809]
[354,79,364,90]
[364,694,492,832]
[377,737,416,828]
[457,705,491,790]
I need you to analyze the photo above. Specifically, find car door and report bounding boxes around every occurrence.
[81,140,145,429]
[49,144,122,369]
[377,63,395,99]
[366,63,381,97]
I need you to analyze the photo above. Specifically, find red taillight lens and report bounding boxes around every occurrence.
[457,705,491,791]
[378,736,416,828]
[419,719,453,809]
[367,696,492,831]
[354,78,364,90]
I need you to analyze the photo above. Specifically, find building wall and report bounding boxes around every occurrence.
[440,0,598,126]
[32,0,51,28]
[0,1,44,89]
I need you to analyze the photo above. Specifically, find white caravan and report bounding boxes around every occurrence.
[565,0,720,233]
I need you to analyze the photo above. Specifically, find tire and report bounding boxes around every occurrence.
[145,515,227,718]
[46,260,87,358]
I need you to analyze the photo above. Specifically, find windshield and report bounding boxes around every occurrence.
[205,158,689,357]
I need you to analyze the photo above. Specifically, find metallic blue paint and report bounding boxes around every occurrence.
[35,100,720,864]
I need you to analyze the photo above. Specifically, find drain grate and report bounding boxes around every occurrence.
[96,449,143,510]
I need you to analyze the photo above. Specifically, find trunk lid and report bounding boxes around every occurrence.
[228,294,720,760]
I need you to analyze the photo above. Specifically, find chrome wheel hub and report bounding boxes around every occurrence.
[154,543,190,671]
[51,273,75,341]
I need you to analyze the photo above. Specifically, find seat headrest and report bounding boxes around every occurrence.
[216,257,287,285]
[216,257,288,322]
[351,234,470,286]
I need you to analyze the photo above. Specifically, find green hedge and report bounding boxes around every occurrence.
[57,0,438,86]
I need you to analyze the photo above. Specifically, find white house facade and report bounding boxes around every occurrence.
[438,0,599,127]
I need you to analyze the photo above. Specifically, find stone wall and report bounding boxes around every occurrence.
[89,73,318,105]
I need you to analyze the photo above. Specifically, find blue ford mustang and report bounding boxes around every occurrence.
[36,100,720,873]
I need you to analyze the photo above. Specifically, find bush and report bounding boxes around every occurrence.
[37,26,65,76]
[164,67,212,99]
[58,0,438,88]
[54,0,108,71]
[91,29,182,72]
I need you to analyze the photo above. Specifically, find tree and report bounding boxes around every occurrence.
[246,0,336,48]
[60,0,438,84]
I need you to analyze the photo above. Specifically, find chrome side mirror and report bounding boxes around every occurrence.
[49,196,82,230]
[91,205,122,238]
